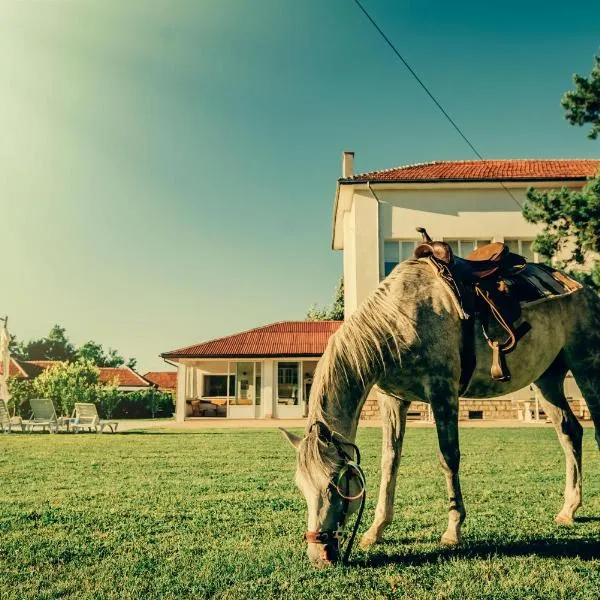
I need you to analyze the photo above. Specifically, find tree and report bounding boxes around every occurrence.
[524,54,600,289]
[307,278,344,321]
[10,326,137,369]
[562,55,600,140]
[18,325,78,361]
[78,340,137,369]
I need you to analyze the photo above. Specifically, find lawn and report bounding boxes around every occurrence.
[1,427,600,600]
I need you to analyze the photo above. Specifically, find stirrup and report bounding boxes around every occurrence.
[490,341,510,381]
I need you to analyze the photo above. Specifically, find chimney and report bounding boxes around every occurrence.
[342,151,354,179]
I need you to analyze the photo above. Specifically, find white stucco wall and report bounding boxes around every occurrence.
[337,181,583,317]
[342,191,380,315]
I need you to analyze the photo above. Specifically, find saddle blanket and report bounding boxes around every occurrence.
[500,263,582,306]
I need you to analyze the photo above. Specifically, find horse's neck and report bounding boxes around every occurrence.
[308,383,370,442]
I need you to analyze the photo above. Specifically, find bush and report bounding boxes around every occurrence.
[6,378,36,418]
[96,384,121,419]
[33,360,100,416]
[110,389,174,419]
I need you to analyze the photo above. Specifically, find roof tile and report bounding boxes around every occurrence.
[161,321,343,358]
[342,159,600,183]
[143,371,177,390]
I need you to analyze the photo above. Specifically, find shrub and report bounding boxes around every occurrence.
[111,389,174,419]
[96,384,121,419]
[6,378,36,418]
[33,360,100,416]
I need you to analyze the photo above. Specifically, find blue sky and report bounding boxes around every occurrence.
[0,0,598,371]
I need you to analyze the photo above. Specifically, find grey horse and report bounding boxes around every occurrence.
[282,258,600,567]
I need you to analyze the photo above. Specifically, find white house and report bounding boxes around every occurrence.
[332,155,598,421]
[333,154,599,316]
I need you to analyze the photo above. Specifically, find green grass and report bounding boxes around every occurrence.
[1,427,600,599]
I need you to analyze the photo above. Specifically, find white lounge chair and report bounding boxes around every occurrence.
[24,398,62,433]
[0,399,25,433]
[72,403,118,433]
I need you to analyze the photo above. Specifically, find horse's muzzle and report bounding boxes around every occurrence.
[305,531,340,567]
[307,540,340,567]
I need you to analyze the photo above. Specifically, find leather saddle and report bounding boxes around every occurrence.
[413,227,528,383]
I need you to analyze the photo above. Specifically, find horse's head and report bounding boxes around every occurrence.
[280,423,366,568]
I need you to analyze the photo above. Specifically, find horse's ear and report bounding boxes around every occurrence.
[279,428,302,449]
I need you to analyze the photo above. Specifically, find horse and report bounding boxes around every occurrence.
[281,257,600,568]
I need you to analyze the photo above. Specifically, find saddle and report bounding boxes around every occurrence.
[412,228,581,385]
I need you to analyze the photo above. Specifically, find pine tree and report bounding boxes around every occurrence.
[524,54,600,289]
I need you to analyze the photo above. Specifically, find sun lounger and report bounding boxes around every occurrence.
[72,403,118,433]
[23,398,62,433]
[0,399,25,433]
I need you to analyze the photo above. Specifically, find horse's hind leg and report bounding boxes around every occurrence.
[534,353,583,525]
[360,390,409,549]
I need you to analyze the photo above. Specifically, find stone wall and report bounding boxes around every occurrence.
[359,377,591,422]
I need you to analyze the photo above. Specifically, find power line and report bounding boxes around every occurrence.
[352,0,524,210]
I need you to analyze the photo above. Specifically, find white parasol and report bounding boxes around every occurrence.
[0,316,11,405]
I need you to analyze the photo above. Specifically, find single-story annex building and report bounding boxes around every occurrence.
[161,321,341,421]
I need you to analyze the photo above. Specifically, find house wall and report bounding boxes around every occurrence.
[342,185,544,313]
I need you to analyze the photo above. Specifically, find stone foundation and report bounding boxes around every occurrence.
[359,376,590,422]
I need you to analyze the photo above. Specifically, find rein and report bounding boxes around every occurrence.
[303,421,367,565]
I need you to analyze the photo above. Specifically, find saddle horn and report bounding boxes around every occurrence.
[416,227,433,243]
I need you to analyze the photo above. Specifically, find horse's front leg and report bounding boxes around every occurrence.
[360,391,409,548]
[430,392,466,546]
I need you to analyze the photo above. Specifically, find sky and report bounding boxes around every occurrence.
[0,0,599,372]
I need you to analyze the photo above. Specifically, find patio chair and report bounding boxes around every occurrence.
[72,403,118,433]
[23,398,62,433]
[0,399,25,433]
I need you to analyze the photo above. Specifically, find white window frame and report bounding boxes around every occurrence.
[382,239,420,278]
[442,239,492,258]
[504,238,538,262]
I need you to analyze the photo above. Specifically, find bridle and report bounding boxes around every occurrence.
[303,421,367,565]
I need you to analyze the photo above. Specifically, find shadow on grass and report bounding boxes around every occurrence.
[361,537,600,568]
[575,516,600,523]
[117,429,278,436]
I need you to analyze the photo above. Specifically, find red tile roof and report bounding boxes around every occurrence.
[98,367,151,388]
[1,359,150,388]
[161,321,343,359]
[143,371,177,390]
[341,159,600,183]
[0,357,30,379]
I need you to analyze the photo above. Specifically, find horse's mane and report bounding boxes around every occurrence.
[299,260,433,483]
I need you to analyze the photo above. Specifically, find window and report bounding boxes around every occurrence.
[444,239,492,258]
[278,362,299,404]
[468,410,484,420]
[505,239,535,262]
[383,240,419,276]
[233,362,255,406]
[204,375,235,397]
[383,241,399,276]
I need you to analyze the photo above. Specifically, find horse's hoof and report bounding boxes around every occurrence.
[359,534,379,549]
[440,532,460,546]
[555,513,574,526]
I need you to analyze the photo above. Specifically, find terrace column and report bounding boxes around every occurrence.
[262,359,274,418]
[175,363,187,423]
